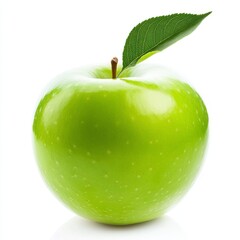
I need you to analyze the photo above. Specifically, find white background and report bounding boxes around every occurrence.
[0,0,240,239]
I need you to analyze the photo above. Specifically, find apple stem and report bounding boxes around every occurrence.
[111,57,118,79]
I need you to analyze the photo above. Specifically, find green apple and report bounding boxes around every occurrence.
[33,63,208,225]
[32,11,211,226]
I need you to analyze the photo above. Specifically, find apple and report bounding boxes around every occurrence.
[33,12,211,225]
[33,63,208,225]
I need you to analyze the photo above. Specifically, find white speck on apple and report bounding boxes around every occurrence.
[87,152,91,156]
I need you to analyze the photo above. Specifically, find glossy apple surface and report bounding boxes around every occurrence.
[33,64,208,225]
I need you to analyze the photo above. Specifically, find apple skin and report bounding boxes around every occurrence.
[33,64,208,225]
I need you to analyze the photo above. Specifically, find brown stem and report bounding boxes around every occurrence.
[111,57,118,79]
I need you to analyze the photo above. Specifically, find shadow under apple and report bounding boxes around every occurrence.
[50,215,187,240]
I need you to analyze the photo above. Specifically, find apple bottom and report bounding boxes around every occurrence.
[34,134,207,225]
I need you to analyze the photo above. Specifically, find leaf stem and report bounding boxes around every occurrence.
[111,57,118,79]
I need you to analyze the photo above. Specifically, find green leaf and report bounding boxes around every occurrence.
[120,12,211,75]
